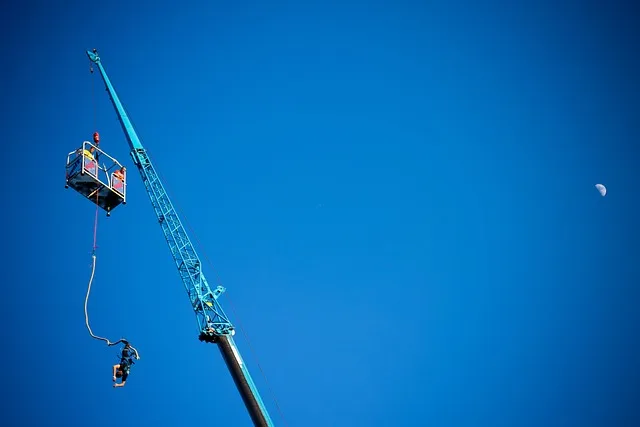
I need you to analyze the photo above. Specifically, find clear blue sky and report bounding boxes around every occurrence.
[2,1,639,426]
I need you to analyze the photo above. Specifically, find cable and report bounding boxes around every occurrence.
[90,58,97,136]
[224,295,289,427]
[93,192,99,253]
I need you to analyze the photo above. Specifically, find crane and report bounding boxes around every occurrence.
[86,48,275,427]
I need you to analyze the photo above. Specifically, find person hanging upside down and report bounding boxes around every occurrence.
[112,341,139,388]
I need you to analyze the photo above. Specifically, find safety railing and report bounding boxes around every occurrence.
[66,141,126,198]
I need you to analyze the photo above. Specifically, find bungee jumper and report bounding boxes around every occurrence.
[112,340,141,388]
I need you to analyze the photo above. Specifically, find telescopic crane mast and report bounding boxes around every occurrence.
[86,49,274,427]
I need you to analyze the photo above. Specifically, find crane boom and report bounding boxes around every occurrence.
[87,49,274,427]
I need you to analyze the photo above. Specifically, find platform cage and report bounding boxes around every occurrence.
[65,141,127,216]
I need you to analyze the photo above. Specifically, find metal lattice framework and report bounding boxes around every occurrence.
[86,49,274,427]
[131,147,233,334]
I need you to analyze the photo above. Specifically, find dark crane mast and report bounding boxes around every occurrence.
[87,49,274,427]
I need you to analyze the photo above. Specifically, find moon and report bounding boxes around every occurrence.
[595,183,606,197]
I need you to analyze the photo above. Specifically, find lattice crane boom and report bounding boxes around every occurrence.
[86,49,274,427]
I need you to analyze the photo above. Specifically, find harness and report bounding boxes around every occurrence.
[118,348,136,372]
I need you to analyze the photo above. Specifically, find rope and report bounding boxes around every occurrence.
[83,254,112,344]
[82,187,141,359]
[82,193,112,343]
[93,194,99,253]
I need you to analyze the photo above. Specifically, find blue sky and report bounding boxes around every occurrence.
[2,1,640,426]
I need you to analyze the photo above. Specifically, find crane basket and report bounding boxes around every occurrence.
[65,141,127,215]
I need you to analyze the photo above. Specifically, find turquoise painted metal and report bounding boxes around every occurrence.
[86,49,274,427]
